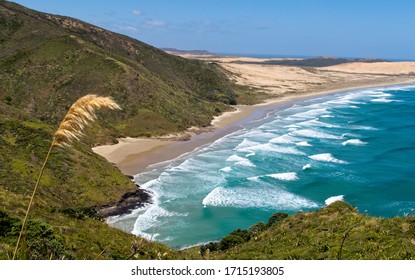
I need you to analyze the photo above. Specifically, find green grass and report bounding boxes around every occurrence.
[0,208,181,260]
[0,1,248,259]
[0,112,193,260]
[0,0,253,140]
[191,202,415,260]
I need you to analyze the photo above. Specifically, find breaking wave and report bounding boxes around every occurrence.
[202,187,318,209]
[342,139,367,146]
[309,153,348,164]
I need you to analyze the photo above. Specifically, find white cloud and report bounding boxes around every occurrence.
[122,26,139,32]
[113,24,139,33]
[132,9,143,16]
[144,19,167,28]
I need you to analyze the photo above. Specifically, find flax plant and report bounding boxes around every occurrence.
[12,94,121,259]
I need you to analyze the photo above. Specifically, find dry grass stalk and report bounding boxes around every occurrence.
[12,94,121,260]
[53,94,121,147]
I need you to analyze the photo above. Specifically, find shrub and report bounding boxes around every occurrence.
[200,241,220,256]
[248,222,266,235]
[57,206,101,220]
[219,235,245,251]
[23,219,66,259]
[219,229,250,251]
[228,98,237,105]
[266,212,289,228]
[0,209,19,237]
[1,210,67,259]
[4,96,12,105]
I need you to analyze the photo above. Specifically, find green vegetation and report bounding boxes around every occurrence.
[189,202,415,260]
[0,0,248,259]
[0,0,252,143]
[0,113,159,259]
[0,113,182,259]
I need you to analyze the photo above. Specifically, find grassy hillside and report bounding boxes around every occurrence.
[184,202,415,260]
[0,0,243,142]
[0,0,241,259]
[0,110,186,259]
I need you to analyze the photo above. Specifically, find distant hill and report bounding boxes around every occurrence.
[161,48,215,56]
[233,56,387,67]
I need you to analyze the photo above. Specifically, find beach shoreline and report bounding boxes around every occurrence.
[93,78,415,176]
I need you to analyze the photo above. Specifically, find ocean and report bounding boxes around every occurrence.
[108,85,415,249]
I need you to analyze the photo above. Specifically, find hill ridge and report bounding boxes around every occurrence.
[1,0,239,143]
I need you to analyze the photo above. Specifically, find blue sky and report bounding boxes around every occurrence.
[10,0,415,59]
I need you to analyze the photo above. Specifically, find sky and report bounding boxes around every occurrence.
[9,0,415,60]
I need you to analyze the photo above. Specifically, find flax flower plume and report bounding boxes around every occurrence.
[53,94,121,147]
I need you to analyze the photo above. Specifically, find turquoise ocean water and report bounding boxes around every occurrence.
[108,85,415,249]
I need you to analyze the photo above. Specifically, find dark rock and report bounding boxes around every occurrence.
[96,187,152,218]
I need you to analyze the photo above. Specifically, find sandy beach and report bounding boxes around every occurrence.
[93,55,415,176]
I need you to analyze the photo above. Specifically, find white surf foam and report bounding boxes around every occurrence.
[364,90,386,96]
[302,163,311,170]
[247,176,261,182]
[220,166,232,173]
[370,98,395,103]
[234,138,260,150]
[140,178,160,190]
[290,108,328,119]
[202,187,318,209]
[291,129,341,139]
[368,92,392,97]
[226,155,255,167]
[325,195,345,205]
[239,143,305,155]
[269,134,300,144]
[327,99,353,105]
[350,125,378,131]
[168,158,205,173]
[284,124,301,128]
[296,141,312,147]
[342,139,367,146]
[326,94,365,106]
[245,152,256,157]
[106,201,152,224]
[309,153,348,164]
[341,132,360,138]
[131,205,174,239]
[242,130,277,139]
[234,160,255,167]
[267,172,299,181]
[296,119,339,128]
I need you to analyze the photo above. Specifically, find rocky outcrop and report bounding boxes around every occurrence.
[96,186,152,218]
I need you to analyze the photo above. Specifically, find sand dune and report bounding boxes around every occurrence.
[322,61,415,74]
[211,57,415,97]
